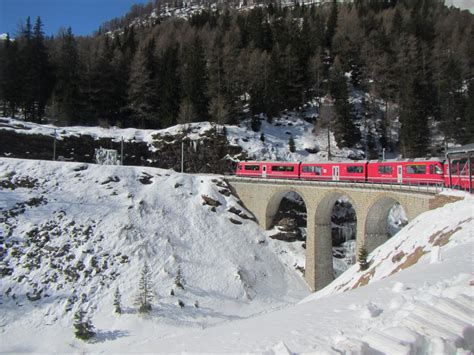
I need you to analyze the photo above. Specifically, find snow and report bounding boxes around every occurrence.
[0,115,363,162]
[1,157,473,353]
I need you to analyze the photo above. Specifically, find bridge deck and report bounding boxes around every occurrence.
[224,176,442,195]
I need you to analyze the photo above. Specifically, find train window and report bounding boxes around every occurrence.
[406,165,426,174]
[378,166,392,174]
[271,165,294,172]
[245,165,259,171]
[302,166,322,175]
[347,166,364,173]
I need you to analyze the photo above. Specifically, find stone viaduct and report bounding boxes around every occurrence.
[225,177,441,291]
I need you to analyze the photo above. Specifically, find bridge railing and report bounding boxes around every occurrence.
[224,176,444,195]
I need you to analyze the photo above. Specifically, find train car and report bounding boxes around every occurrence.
[236,161,262,178]
[367,159,444,185]
[300,162,367,182]
[236,161,300,179]
[444,158,474,190]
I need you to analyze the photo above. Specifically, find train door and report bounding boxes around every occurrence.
[262,165,267,178]
[397,165,403,184]
[332,166,340,181]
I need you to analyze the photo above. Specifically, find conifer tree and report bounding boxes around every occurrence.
[330,57,360,147]
[53,27,82,125]
[181,35,209,122]
[73,308,95,340]
[113,287,122,314]
[358,247,369,271]
[0,33,22,117]
[128,38,160,128]
[289,135,296,153]
[135,263,154,313]
[175,265,184,290]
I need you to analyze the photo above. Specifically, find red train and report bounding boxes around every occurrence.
[236,158,474,191]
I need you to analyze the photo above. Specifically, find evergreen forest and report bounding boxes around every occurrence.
[0,0,473,158]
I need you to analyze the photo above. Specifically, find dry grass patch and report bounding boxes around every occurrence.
[429,227,462,247]
[352,269,375,289]
[429,195,463,210]
[391,251,406,263]
[389,246,428,276]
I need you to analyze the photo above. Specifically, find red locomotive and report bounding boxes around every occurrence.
[236,158,473,191]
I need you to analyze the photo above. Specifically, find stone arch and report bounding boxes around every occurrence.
[364,195,408,253]
[311,190,359,288]
[264,188,309,229]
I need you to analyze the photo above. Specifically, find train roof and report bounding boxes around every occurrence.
[368,158,442,163]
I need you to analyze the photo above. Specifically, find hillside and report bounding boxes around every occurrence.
[0,115,363,171]
[1,157,473,352]
[0,157,309,352]
[132,195,474,353]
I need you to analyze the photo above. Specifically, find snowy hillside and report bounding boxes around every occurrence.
[0,115,363,164]
[139,196,474,353]
[1,157,472,352]
[0,157,308,352]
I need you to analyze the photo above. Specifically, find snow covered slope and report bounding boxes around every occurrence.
[1,157,472,353]
[139,197,474,353]
[0,157,308,352]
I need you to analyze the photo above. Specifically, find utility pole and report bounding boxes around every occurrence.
[181,140,184,173]
[53,129,56,161]
[120,137,124,165]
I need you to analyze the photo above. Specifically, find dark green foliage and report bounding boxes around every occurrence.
[53,27,83,125]
[135,263,153,313]
[358,247,369,271]
[289,136,296,153]
[73,309,95,340]
[0,1,470,152]
[251,116,261,132]
[113,287,122,314]
[330,57,360,148]
[181,35,209,122]
[260,133,265,142]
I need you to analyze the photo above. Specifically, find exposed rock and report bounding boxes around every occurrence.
[0,124,244,174]
[277,217,298,232]
[229,218,242,225]
[139,173,153,185]
[202,195,221,207]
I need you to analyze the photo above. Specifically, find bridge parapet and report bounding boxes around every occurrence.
[225,177,439,291]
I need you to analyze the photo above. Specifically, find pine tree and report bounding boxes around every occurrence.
[326,0,338,49]
[181,35,209,122]
[157,43,180,128]
[289,135,296,153]
[251,116,261,132]
[135,263,154,313]
[53,27,83,125]
[174,265,184,290]
[73,308,95,341]
[178,299,185,308]
[113,287,122,314]
[0,33,22,117]
[128,38,160,128]
[358,247,369,271]
[330,57,360,148]
[260,133,265,142]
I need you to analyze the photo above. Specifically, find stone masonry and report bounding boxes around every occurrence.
[225,177,438,291]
